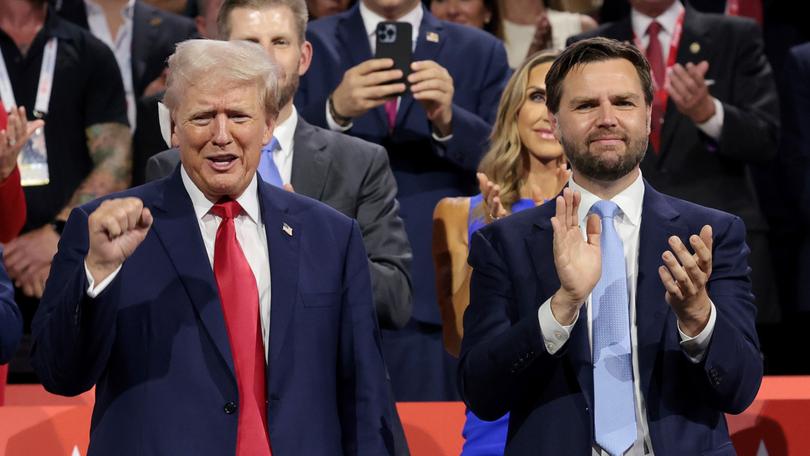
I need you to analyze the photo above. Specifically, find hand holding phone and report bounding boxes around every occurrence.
[374,22,412,96]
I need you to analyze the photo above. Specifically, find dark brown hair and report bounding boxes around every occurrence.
[544,37,653,114]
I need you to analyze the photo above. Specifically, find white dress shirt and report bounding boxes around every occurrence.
[271,108,298,185]
[86,168,273,359]
[84,0,136,130]
[631,1,723,140]
[536,171,717,456]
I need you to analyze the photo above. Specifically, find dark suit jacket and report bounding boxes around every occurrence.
[296,5,511,325]
[31,169,400,455]
[145,117,413,330]
[0,248,23,365]
[568,6,780,321]
[459,181,763,455]
[53,0,198,98]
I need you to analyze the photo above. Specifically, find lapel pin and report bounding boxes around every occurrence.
[689,42,700,54]
[282,222,293,237]
[149,17,163,27]
[426,32,439,43]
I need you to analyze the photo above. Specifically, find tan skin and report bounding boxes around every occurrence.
[547,59,712,336]
[86,80,273,283]
[330,0,455,136]
[432,63,568,356]
[1,0,131,298]
[499,0,596,55]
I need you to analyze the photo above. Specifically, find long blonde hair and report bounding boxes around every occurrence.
[477,50,560,214]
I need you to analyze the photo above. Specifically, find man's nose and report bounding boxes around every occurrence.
[596,101,618,127]
[212,114,231,146]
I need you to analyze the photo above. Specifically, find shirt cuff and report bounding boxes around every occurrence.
[432,130,453,142]
[677,301,717,363]
[695,98,724,141]
[85,261,122,298]
[537,297,577,355]
[325,99,353,132]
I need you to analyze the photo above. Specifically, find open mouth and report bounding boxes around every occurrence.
[207,154,238,171]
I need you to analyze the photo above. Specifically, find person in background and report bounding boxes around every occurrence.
[429,0,503,40]
[297,0,511,401]
[0,105,33,404]
[432,50,567,456]
[1,0,130,382]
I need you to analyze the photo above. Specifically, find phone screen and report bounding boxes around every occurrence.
[374,21,412,97]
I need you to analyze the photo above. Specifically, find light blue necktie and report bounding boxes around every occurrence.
[590,200,636,456]
[257,136,283,187]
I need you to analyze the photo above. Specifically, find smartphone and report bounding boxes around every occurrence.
[374,21,412,97]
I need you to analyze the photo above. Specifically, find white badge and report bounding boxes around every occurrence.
[18,126,49,186]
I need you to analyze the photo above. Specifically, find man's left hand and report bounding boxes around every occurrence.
[4,224,60,297]
[409,60,454,136]
[658,224,713,336]
[666,61,716,124]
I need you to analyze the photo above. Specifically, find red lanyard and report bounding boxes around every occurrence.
[633,9,686,111]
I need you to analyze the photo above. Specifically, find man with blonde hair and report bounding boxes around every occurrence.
[31,39,399,455]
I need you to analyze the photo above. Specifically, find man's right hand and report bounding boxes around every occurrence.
[0,106,45,180]
[549,188,601,325]
[330,58,406,120]
[85,198,153,284]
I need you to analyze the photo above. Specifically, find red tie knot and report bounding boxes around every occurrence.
[210,199,243,220]
[647,21,662,38]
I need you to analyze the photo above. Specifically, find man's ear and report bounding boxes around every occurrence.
[549,111,562,142]
[646,105,652,135]
[263,117,275,145]
[299,41,313,76]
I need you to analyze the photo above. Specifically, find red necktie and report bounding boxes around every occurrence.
[211,200,272,456]
[385,98,397,133]
[646,21,665,154]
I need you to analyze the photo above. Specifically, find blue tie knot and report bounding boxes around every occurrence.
[590,200,620,220]
[262,136,280,154]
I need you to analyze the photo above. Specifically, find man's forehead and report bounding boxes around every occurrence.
[561,59,643,95]
[178,81,262,110]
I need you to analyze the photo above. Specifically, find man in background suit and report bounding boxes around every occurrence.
[31,39,399,455]
[459,38,762,455]
[569,0,780,326]
[296,0,511,401]
[147,0,413,330]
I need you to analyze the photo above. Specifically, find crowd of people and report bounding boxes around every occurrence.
[1,0,808,454]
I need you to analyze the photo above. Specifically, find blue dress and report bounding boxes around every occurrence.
[461,194,535,456]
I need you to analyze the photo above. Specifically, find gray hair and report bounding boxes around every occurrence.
[218,0,309,44]
[164,39,281,120]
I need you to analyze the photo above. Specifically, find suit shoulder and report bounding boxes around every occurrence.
[306,13,344,38]
[311,125,387,160]
[272,184,354,225]
[441,20,501,46]
[663,193,744,230]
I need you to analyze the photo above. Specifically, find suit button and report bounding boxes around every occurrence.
[224,401,237,414]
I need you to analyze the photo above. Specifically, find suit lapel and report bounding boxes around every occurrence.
[635,182,685,397]
[659,6,711,159]
[258,182,301,367]
[396,9,445,129]
[290,117,331,200]
[130,2,152,95]
[151,169,235,376]
[526,204,594,410]
[336,7,388,130]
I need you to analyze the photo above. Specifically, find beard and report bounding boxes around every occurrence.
[277,71,300,109]
[561,128,648,182]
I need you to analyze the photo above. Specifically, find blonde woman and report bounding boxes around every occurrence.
[432,50,568,455]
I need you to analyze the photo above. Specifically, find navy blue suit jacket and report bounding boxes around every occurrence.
[459,181,763,455]
[0,248,23,365]
[296,5,510,324]
[31,169,399,455]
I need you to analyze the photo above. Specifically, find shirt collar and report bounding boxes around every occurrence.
[570,171,645,227]
[631,0,684,39]
[359,1,423,41]
[83,0,135,19]
[180,165,262,225]
[271,106,297,160]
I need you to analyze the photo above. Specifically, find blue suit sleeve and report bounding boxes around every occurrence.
[31,207,121,396]
[434,39,511,172]
[0,249,22,365]
[338,220,401,455]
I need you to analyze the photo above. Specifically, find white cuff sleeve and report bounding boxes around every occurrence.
[325,100,353,132]
[677,301,717,363]
[85,261,122,298]
[432,130,453,142]
[695,98,724,141]
[537,297,577,355]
